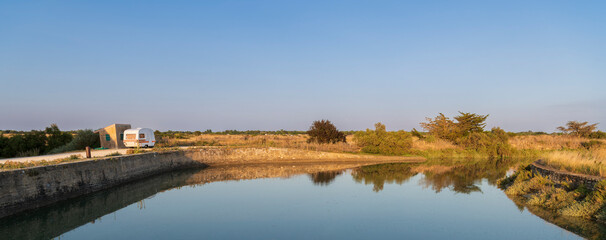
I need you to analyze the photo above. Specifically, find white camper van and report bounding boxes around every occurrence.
[123,128,156,148]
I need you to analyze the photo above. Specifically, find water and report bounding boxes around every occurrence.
[2,161,604,240]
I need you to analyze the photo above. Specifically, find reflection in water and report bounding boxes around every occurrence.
[1,159,605,240]
[0,161,385,240]
[351,163,417,192]
[309,171,343,186]
[507,195,606,240]
[350,159,518,194]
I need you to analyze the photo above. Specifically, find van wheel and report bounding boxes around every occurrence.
[144,145,148,148]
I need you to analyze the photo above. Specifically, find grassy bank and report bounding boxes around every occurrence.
[541,148,606,177]
[499,165,606,221]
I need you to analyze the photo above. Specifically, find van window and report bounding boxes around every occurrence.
[126,134,136,140]
[139,133,145,138]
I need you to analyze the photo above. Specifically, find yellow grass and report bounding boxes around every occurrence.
[509,135,603,150]
[411,137,459,151]
[542,148,606,177]
[157,134,361,153]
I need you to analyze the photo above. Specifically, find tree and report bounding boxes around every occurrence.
[307,119,346,144]
[420,113,459,141]
[454,112,489,135]
[557,121,598,137]
[45,124,73,152]
[420,112,490,140]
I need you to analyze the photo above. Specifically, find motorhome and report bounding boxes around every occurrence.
[123,128,156,148]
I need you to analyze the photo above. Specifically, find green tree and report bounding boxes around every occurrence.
[307,120,346,144]
[557,121,598,138]
[420,113,459,141]
[454,112,489,135]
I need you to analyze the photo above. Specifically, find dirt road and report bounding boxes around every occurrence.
[0,149,130,163]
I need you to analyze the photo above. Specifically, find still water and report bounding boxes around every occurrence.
[2,161,605,240]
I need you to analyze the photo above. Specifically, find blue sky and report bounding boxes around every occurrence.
[1,1,605,132]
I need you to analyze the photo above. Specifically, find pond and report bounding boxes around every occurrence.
[1,160,604,240]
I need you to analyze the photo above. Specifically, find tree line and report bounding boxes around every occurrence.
[306,112,604,158]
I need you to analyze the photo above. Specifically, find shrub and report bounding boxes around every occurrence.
[354,123,413,155]
[455,128,512,158]
[581,140,603,150]
[44,124,73,152]
[590,131,606,139]
[307,120,346,144]
[49,129,100,153]
[0,130,47,158]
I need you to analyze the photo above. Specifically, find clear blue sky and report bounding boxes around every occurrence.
[1,1,605,132]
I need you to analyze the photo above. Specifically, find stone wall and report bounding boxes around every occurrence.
[530,161,604,190]
[0,151,205,219]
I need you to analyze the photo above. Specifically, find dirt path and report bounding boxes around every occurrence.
[0,149,130,163]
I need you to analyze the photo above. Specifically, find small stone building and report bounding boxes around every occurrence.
[95,124,132,149]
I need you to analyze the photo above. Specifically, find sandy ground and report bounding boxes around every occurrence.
[0,149,131,163]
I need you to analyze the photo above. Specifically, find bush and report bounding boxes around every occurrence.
[455,127,512,159]
[354,123,413,155]
[49,129,100,154]
[0,130,47,158]
[581,140,603,150]
[307,120,346,144]
[590,131,606,139]
[45,124,73,152]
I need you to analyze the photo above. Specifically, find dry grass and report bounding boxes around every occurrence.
[0,155,81,170]
[411,137,459,151]
[542,148,606,177]
[509,135,604,150]
[157,134,361,153]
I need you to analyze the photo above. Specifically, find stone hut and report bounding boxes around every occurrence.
[95,124,132,149]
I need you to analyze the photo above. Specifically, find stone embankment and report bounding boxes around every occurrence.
[0,147,423,218]
[530,160,604,190]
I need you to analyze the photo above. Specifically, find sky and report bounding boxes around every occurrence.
[1,1,605,132]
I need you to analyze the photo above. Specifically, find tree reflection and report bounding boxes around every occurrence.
[308,171,344,186]
[351,163,418,192]
[351,159,520,194]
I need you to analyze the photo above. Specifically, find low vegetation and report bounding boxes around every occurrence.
[48,129,100,154]
[419,112,512,159]
[0,124,73,158]
[354,122,413,155]
[499,165,606,221]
